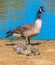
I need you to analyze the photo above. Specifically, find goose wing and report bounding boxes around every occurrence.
[19,24,34,32]
[6,24,34,37]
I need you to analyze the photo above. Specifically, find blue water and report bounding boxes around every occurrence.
[0,0,55,40]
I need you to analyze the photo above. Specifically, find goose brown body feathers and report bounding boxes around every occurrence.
[6,24,39,38]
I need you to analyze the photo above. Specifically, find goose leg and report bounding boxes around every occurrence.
[25,37,29,46]
[28,38,30,45]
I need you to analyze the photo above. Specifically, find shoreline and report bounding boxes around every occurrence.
[0,39,55,65]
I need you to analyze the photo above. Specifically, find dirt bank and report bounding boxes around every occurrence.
[0,39,55,65]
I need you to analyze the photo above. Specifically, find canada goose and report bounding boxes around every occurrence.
[6,7,44,45]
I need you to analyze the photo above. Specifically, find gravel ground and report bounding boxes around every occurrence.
[0,39,55,65]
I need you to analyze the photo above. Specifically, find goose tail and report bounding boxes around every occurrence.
[6,31,13,37]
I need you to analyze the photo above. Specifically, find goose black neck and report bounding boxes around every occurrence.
[36,10,42,19]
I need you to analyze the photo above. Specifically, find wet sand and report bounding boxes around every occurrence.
[0,39,55,65]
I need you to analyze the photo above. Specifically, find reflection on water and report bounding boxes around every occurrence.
[0,0,7,14]
[38,0,55,13]
[0,0,25,35]
[1,0,55,20]
[0,0,25,20]
[0,0,7,20]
